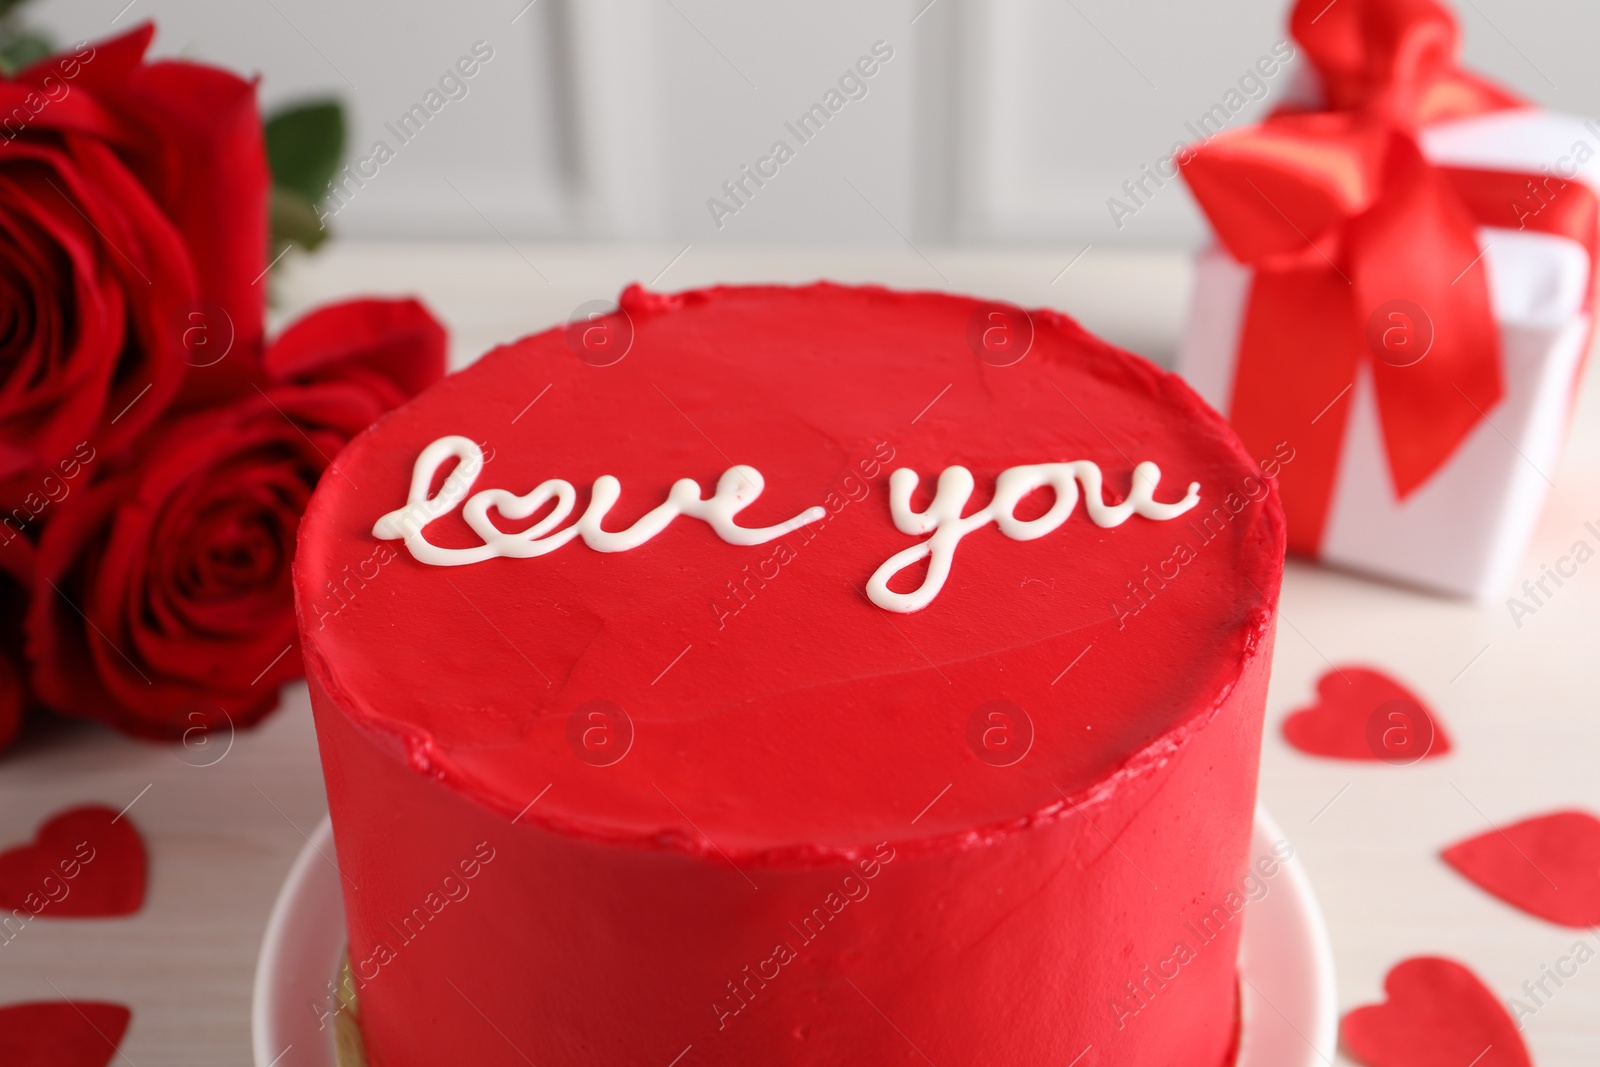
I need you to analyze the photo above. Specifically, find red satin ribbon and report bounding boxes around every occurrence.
[1181,0,1599,554]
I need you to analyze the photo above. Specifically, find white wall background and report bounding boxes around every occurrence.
[32,0,1600,248]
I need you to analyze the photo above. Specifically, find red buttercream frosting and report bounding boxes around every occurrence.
[295,283,1285,1066]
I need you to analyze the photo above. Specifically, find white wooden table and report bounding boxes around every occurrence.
[3,243,1596,1065]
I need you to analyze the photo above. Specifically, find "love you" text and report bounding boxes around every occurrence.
[373,436,1201,613]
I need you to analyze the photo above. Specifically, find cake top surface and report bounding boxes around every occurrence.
[295,283,1284,863]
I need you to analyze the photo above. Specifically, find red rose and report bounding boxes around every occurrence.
[27,299,446,739]
[0,538,32,750]
[0,24,266,509]
[0,651,21,750]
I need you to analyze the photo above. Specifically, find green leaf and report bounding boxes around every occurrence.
[264,99,346,204]
[0,29,53,76]
[270,185,330,253]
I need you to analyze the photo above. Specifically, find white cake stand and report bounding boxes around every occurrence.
[253,808,1336,1067]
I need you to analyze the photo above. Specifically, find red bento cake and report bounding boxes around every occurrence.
[293,282,1286,1066]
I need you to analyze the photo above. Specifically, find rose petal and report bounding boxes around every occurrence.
[16,23,154,91]
[115,57,268,399]
[265,297,448,404]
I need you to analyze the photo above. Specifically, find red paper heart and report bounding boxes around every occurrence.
[1443,809,1600,927]
[0,805,147,917]
[0,1000,131,1067]
[1282,666,1450,763]
[1342,957,1530,1067]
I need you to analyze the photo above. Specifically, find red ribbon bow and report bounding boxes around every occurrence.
[1182,0,1598,554]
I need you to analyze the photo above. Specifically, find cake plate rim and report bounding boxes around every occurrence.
[252,807,1337,1067]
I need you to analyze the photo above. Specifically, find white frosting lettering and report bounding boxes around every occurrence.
[372,436,827,566]
[866,462,1201,612]
[375,437,1201,614]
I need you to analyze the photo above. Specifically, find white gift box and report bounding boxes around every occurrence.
[1178,110,1599,600]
